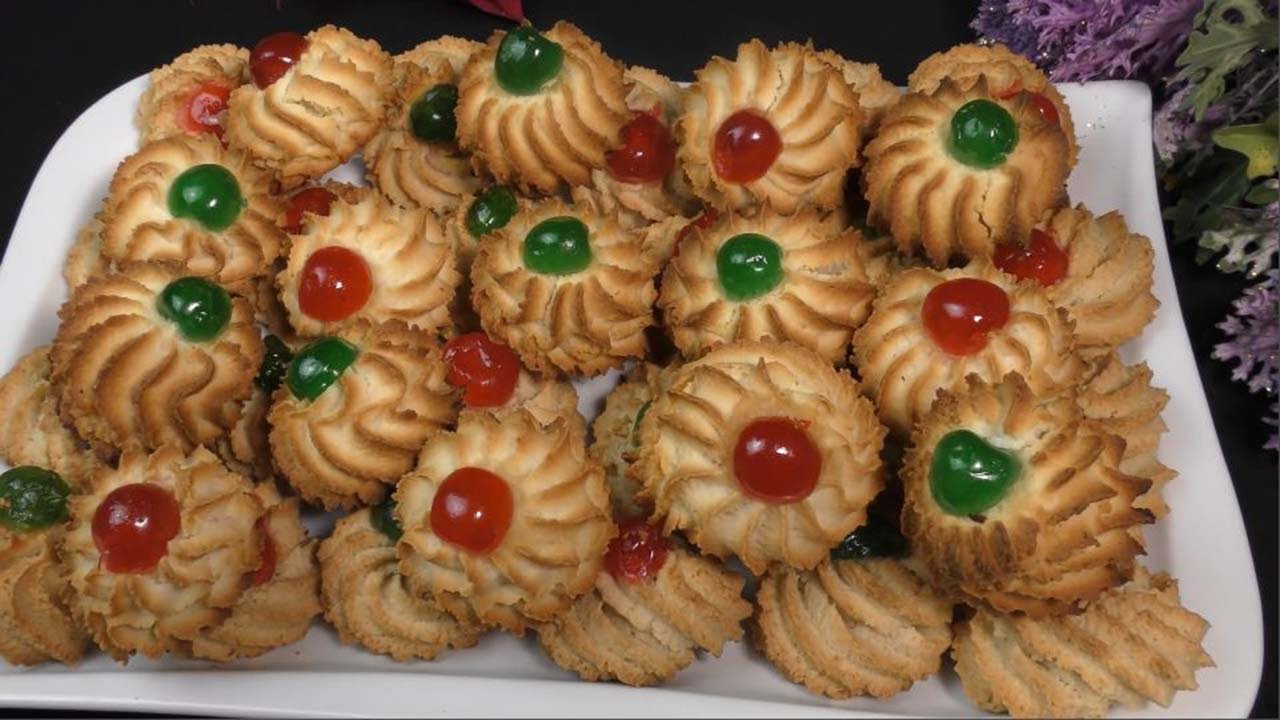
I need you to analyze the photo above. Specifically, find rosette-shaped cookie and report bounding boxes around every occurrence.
[225,26,392,187]
[0,346,99,486]
[268,322,457,510]
[61,446,266,660]
[320,504,481,660]
[589,363,674,516]
[634,342,885,573]
[678,40,863,213]
[216,334,292,482]
[900,374,1154,616]
[190,483,321,660]
[456,23,628,194]
[952,569,1213,718]
[396,410,613,634]
[909,43,1077,167]
[753,555,952,699]
[439,330,584,434]
[537,519,750,686]
[135,44,248,144]
[659,206,878,363]
[471,198,659,376]
[364,38,485,212]
[862,78,1069,267]
[51,266,262,458]
[278,191,460,336]
[99,135,284,294]
[814,50,901,133]
[64,203,108,289]
[851,259,1083,436]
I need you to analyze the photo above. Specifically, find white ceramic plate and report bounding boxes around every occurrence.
[0,77,1263,718]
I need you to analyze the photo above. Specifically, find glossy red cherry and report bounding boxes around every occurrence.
[250,32,308,89]
[91,483,181,574]
[178,82,230,137]
[606,112,676,184]
[713,110,781,183]
[1029,93,1060,126]
[604,517,669,584]
[921,278,1011,355]
[250,517,277,587]
[283,187,337,234]
[442,332,520,408]
[298,246,373,322]
[732,417,822,504]
[673,207,721,259]
[993,228,1069,287]
[430,467,513,554]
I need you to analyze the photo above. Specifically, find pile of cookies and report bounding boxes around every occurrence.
[0,22,1213,718]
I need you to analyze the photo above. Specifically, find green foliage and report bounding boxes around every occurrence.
[1164,149,1251,244]
[1173,0,1279,120]
[1213,112,1280,178]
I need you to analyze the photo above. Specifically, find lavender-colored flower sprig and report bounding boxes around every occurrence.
[1214,270,1280,450]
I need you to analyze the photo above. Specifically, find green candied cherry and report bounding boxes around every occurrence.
[465,186,518,238]
[370,497,402,541]
[167,163,244,232]
[929,429,1021,517]
[0,466,71,532]
[255,334,293,392]
[287,337,359,401]
[830,513,908,560]
[630,400,652,446]
[523,216,592,275]
[409,83,459,143]
[495,26,564,96]
[948,99,1018,169]
[156,277,232,342]
[716,233,783,301]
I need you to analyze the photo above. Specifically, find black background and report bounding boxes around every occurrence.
[0,1,1273,717]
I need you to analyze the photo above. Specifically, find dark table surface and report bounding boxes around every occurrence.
[0,1,1273,717]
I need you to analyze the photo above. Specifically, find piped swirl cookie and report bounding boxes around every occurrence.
[634,341,885,573]
[456,22,629,194]
[851,259,1083,437]
[678,40,863,213]
[441,331,584,434]
[225,26,392,187]
[862,78,1069,267]
[589,363,675,516]
[659,206,878,363]
[136,44,248,144]
[0,347,99,486]
[471,198,659,376]
[268,322,457,510]
[51,266,262,458]
[396,410,613,634]
[814,50,901,134]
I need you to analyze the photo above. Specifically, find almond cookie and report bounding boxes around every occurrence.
[659,206,879,363]
[396,410,613,634]
[814,50,902,134]
[537,518,750,686]
[952,569,1213,718]
[268,322,457,510]
[471,198,659,376]
[51,267,262,459]
[900,374,1154,616]
[136,44,248,144]
[851,259,1083,437]
[678,40,863,214]
[0,347,99,486]
[456,22,629,194]
[862,78,1069,267]
[589,362,676,516]
[441,331,585,434]
[635,341,885,573]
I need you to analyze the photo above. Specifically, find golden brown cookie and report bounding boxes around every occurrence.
[814,50,902,134]
[64,204,108,290]
[952,569,1213,718]
[0,346,99,487]
[396,410,613,634]
[753,556,952,699]
[862,78,1069,267]
[135,44,248,145]
[456,22,629,194]
[634,341,885,573]
[589,363,674,516]
[218,386,274,482]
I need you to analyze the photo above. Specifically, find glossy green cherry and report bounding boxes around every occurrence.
[0,466,71,532]
[409,83,459,143]
[156,277,232,342]
[371,497,402,541]
[167,163,244,231]
[949,99,1018,169]
[522,216,592,275]
[287,337,358,401]
[930,429,1021,516]
[465,186,518,238]
[256,334,293,392]
[830,513,908,560]
[716,233,783,301]
[495,26,564,95]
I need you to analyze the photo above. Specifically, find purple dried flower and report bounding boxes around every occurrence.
[1214,269,1280,449]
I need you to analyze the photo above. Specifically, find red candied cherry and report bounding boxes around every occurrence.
[672,207,721,258]
[91,483,181,574]
[713,110,782,183]
[442,332,521,408]
[993,228,1068,287]
[283,186,337,234]
[996,82,1060,127]
[250,516,277,587]
[606,112,676,184]
[921,278,1011,356]
[604,517,669,584]
[298,246,373,323]
[250,32,309,89]
[732,417,822,504]
[177,82,230,137]
[430,467,514,554]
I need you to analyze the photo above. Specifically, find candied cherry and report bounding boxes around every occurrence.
[716,233,783,301]
[465,186,518,238]
[430,467,513,554]
[250,516,277,587]
[993,228,1068,286]
[255,334,293,392]
[168,163,244,232]
[673,207,720,258]
[604,517,669,584]
[371,497,403,542]
[298,246,373,323]
[442,332,520,408]
[282,186,337,234]
[178,82,230,137]
[410,83,459,143]
[712,110,781,183]
[949,99,1018,169]
[732,417,822,504]
[606,112,676,184]
[929,429,1020,516]
[630,400,651,446]
[921,278,1010,356]
[250,32,308,89]
[287,337,359,401]
[0,466,70,532]
[494,26,563,96]
[523,216,592,275]
[830,513,908,560]
[156,277,232,343]
[91,483,181,574]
